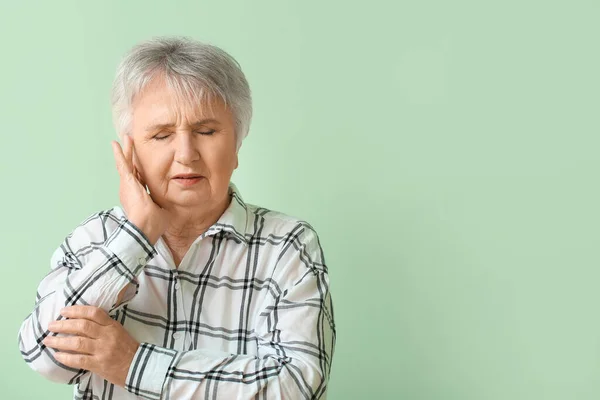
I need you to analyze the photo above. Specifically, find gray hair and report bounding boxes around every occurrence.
[111,36,252,151]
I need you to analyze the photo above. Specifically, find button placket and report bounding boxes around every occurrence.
[172,272,186,348]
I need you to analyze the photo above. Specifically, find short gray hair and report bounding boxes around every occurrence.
[111,36,252,151]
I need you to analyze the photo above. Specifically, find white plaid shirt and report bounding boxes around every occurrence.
[18,182,336,399]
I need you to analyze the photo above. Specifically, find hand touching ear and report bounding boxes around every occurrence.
[111,135,170,244]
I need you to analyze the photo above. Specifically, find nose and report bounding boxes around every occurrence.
[174,132,200,165]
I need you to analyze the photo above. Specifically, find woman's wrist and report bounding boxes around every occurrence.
[128,214,163,245]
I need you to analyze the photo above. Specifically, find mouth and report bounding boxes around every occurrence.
[172,174,203,179]
[172,174,204,187]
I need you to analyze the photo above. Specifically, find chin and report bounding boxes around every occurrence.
[169,193,209,208]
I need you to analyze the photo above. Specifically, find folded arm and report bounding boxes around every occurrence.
[18,210,156,384]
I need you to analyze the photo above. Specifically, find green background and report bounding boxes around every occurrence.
[2,0,599,399]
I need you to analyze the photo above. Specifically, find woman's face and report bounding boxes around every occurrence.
[128,76,238,213]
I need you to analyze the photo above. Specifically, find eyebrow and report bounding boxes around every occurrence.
[145,119,221,132]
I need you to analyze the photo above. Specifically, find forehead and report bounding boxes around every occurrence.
[131,76,227,128]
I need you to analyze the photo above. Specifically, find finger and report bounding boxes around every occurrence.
[60,305,113,326]
[54,352,94,371]
[135,170,144,185]
[111,141,132,177]
[47,318,101,338]
[122,135,131,164]
[126,135,135,170]
[43,335,95,355]
[131,148,146,187]
[122,135,135,175]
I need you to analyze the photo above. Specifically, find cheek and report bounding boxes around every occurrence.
[139,147,172,183]
[204,150,237,176]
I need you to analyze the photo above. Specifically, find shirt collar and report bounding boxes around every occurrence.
[199,181,249,245]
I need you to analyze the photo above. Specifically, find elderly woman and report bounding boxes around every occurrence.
[18,37,335,400]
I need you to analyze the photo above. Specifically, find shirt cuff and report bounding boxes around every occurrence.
[125,343,178,400]
[105,217,157,281]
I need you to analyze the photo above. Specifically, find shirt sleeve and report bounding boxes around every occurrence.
[123,224,336,400]
[17,209,157,385]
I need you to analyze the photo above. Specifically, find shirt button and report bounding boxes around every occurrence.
[174,282,181,290]
[172,332,182,339]
[138,257,147,266]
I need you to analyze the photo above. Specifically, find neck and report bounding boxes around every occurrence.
[163,191,232,245]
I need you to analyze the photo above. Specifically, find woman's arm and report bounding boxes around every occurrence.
[17,209,156,384]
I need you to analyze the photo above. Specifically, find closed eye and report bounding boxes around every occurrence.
[152,130,215,141]
[195,130,215,135]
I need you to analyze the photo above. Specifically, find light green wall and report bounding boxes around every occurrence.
[2,1,600,399]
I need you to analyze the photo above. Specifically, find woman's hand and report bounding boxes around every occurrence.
[43,305,139,388]
[111,135,169,244]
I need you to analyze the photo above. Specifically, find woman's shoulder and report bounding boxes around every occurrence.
[243,203,325,262]
[244,204,328,284]
[244,202,320,238]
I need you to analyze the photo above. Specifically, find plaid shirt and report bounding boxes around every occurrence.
[18,182,336,399]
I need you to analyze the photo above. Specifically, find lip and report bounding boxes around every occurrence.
[172,174,204,187]
[172,173,203,179]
